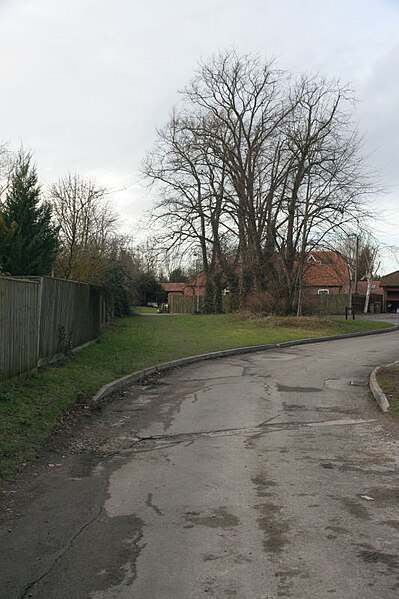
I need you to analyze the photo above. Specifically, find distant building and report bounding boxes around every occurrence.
[302,251,350,295]
[379,271,399,312]
[182,272,206,297]
[351,280,382,296]
[160,282,186,303]
[161,252,386,312]
[160,276,207,303]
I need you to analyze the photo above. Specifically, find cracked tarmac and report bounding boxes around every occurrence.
[1,331,399,598]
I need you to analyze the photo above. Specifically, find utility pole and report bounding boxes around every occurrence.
[348,233,359,309]
[348,262,352,309]
[193,252,200,313]
[354,234,359,295]
[196,273,200,313]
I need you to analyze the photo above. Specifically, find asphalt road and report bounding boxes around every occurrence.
[1,328,399,599]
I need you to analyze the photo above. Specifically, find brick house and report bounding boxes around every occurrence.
[162,251,385,311]
[302,251,350,295]
[160,276,207,303]
[182,272,206,297]
[160,282,186,303]
[163,252,351,303]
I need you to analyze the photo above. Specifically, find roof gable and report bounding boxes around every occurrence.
[380,270,399,287]
[303,251,348,288]
[160,282,186,293]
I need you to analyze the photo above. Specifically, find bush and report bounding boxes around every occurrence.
[243,290,280,315]
[103,264,131,317]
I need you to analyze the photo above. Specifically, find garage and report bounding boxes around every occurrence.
[380,270,399,312]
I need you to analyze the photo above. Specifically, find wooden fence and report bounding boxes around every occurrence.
[38,277,102,364]
[169,292,349,316]
[168,294,231,314]
[303,293,350,316]
[0,277,40,382]
[0,276,106,383]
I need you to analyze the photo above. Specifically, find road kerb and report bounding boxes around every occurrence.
[92,324,399,404]
[369,359,399,413]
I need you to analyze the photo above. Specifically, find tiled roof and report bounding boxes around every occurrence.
[380,271,399,287]
[303,251,348,288]
[160,282,186,293]
[186,272,207,287]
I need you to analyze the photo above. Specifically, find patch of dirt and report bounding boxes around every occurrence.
[339,497,370,521]
[278,385,322,393]
[358,547,399,570]
[0,369,189,508]
[184,507,240,529]
[253,502,291,553]
[382,520,399,530]
[362,486,399,506]
[251,473,277,498]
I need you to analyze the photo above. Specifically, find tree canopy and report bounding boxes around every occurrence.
[145,51,374,314]
[0,151,59,276]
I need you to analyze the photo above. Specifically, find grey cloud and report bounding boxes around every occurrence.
[0,0,398,267]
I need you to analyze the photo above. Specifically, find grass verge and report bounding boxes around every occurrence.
[0,313,392,483]
[376,363,399,417]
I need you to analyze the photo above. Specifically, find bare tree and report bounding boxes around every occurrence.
[183,51,293,301]
[363,243,380,313]
[272,76,373,313]
[50,173,118,281]
[337,232,380,313]
[144,110,231,311]
[144,51,374,314]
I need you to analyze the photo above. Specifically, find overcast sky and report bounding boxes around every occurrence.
[0,0,398,271]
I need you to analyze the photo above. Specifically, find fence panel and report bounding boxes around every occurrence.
[304,293,349,316]
[169,295,195,313]
[168,294,232,314]
[0,276,104,382]
[38,277,102,363]
[0,277,39,381]
[317,294,349,316]
[169,292,348,316]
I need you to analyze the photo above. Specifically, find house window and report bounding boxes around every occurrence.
[317,289,330,295]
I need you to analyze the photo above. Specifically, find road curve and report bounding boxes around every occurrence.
[1,330,399,599]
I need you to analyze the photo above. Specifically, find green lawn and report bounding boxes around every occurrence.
[0,313,392,483]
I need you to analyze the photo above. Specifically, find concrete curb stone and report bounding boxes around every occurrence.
[369,359,399,413]
[92,324,399,404]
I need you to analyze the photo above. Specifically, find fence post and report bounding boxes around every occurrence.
[36,277,44,365]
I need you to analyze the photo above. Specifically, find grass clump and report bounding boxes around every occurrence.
[236,313,338,329]
[377,364,399,417]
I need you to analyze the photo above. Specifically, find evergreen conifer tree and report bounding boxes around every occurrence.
[0,151,59,275]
